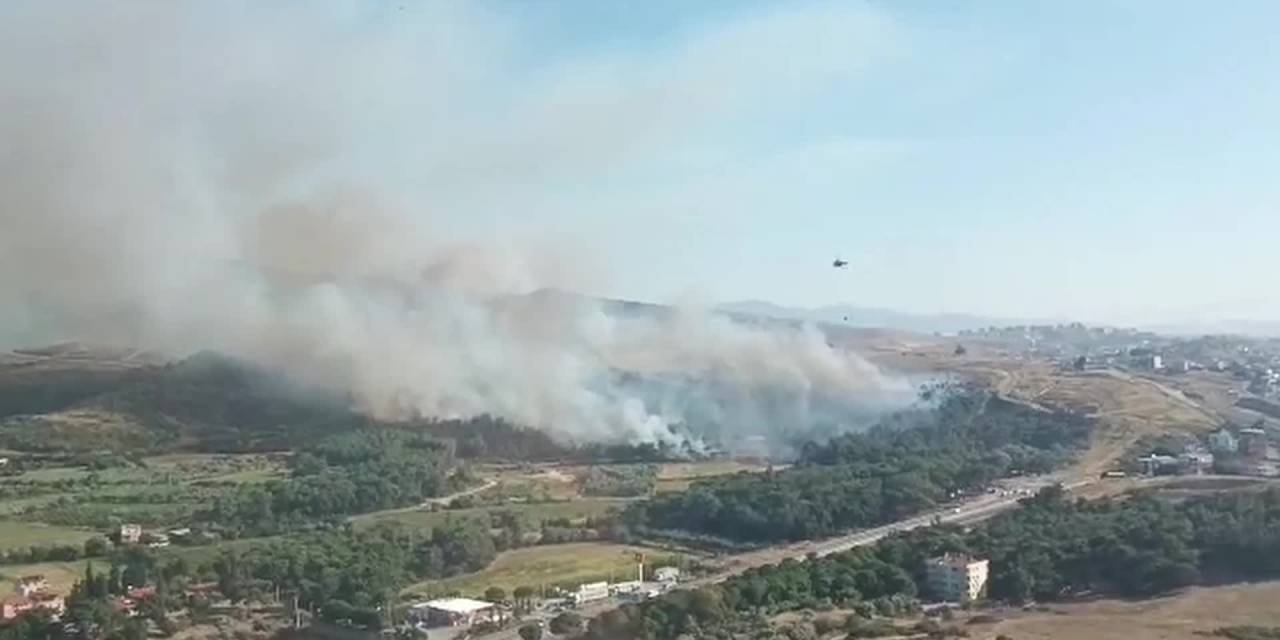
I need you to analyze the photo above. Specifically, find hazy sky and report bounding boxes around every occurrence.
[7,1,1279,326]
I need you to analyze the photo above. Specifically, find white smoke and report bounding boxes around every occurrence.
[0,2,911,445]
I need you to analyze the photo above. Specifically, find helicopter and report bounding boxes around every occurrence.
[832,258,848,268]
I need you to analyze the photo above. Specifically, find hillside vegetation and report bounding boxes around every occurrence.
[0,351,571,459]
[629,387,1092,543]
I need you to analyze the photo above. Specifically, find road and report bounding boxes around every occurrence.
[470,475,1071,640]
[422,478,500,507]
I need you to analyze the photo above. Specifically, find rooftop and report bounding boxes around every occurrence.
[928,554,987,568]
[413,598,494,614]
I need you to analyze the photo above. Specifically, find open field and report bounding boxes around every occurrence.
[353,498,623,531]
[655,461,773,493]
[0,560,89,594]
[0,453,288,530]
[401,542,680,599]
[0,520,96,551]
[970,581,1280,640]
[471,464,581,501]
[940,361,1222,476]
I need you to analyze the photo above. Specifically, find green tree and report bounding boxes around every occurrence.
[484,586,507,603]
[513,585,536,613]
[549,611,583,635]
[518,624,543,640]
[84,536,110,557]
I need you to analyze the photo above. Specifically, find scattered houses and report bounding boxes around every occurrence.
[2,575,65,622]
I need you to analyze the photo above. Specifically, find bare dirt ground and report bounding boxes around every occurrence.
[875,349,1225,479]
[970,581,1280,640]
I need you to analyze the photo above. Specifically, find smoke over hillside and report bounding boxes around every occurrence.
[0,3,911,446]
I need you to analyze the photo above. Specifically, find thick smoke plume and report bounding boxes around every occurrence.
[0,3,910,446]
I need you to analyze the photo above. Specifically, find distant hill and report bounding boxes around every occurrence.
[717,300,1047,335]
[0,293,950,457]
[0,348,568,457]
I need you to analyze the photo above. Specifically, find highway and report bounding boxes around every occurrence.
[470,475,1071,640]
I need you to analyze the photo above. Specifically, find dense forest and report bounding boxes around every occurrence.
[629,388,1091,543]
[586,486,1280,640]
[210,519,497,628]
[195,430,454,536]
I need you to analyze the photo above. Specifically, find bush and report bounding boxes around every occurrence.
[549,612,583,635]
[518,623,543,640]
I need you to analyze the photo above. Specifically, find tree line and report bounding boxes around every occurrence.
[628,387,1091,544]
[585,486,1280,640]
[194,430,453,537]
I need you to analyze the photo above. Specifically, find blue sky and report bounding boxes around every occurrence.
[353,0,1278,325]
[8,1,1278,327]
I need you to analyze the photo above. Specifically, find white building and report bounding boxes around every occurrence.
[572,581,610,605]
[408,598,496,628]
[1208,429,1238,453]
[654,567,680,583]
[16,576,48,598]
[118,524,142,544]
[610,580,642,596]
[926,555,989,604]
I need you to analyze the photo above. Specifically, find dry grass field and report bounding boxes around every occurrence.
[970,581,1280,640]
[934,361,1222,477]
[400,542,679,599]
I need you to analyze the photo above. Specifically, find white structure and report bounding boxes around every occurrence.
[572,581,610,605]
[610,580,642,596]
[118,524,142,544]
[408,598,496,627]
[1152,355,1164,370]
[16,576,48,598]
[1208,429,1238,454]
[926,555,989,603]
[654,567,680,583]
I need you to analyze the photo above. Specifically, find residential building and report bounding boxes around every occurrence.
[1179,451,1214,474]
[1208,429,1238,454]
[16,576,48,597]
[1139,454,1180,476]
[118,524,142,544]
[407,598,496,628]
[1240,428,1268,459]
[926,555,989,604]
[571,581,610,605]
[610,581,642,596]
[2,596,32,621]
[2,593,65,621]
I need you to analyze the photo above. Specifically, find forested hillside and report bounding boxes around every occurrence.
[196,430,456,536]
[629,387,1091,543]
[0,352,573,459]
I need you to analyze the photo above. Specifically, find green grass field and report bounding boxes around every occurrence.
[0,520,97,551]
[401,542,680,599]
